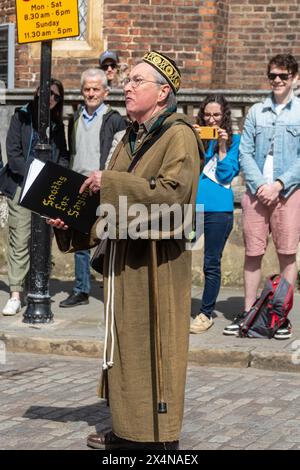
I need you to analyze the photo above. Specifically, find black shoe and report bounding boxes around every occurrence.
[273,319,292,340]
[86,431,179,450]
[59,292,89,308]
[223,310,248,336]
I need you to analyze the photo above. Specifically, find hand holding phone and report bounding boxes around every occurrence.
[194,125,218,140]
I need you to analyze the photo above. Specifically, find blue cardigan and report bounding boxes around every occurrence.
[196,133,240,212]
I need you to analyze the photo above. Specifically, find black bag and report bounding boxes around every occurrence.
[239,274,294,339]
[90,238,108,274]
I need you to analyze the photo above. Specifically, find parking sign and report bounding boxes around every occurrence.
[16,0,80,43]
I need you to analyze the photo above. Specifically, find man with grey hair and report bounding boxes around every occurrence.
[50,51,202,449]
[59,68,126,308]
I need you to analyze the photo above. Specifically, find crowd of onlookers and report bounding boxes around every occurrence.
[0,51,299,342]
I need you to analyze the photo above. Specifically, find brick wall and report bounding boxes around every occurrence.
[0,0,299,90]
[103,0,217,88]
[226,0,300,89]
[211,0,230,88]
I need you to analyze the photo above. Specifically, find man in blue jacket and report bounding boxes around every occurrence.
[224,54,300,339]
[59,68,126,308]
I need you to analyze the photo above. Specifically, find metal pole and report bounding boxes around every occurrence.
[23,41,53,324]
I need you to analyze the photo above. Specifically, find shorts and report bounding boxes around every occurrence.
[242,189,300,256]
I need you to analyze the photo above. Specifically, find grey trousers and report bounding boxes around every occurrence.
[6,186,31,292]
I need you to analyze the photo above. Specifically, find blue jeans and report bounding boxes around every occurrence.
[74,250,91,295]
[201,212,233,318]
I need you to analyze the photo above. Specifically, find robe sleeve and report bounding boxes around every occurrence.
[53,220,99,253]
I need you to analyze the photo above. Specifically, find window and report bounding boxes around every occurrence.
[66,0,88,41]
[78,0,88,39]
[0,23,15,89]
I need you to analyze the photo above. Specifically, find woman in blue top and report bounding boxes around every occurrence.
[190,94,240,333]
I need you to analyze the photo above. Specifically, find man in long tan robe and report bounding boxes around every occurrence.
[51,51,201,450]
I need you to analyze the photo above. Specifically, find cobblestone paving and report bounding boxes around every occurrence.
[1,352,300,450]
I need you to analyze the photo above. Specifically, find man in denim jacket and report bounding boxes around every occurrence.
[223,54,300,340]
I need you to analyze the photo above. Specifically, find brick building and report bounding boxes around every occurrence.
[0,0,299,91]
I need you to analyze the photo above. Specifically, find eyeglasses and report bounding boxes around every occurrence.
[203,112,222,119]
[268,72,292,81]
[101,63,117,71]
[123,77,160,88]
[50,90,62,102]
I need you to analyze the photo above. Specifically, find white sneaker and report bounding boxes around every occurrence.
[2,298,21,316]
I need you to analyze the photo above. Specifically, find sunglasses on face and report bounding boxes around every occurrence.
[268,72,292,81]
[101,63,117,71]
[50,90,62,102]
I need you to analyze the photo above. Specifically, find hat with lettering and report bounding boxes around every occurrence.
[99,50,119,66]
[142,50,181,94]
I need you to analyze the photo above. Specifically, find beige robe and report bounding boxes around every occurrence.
[56,112,201,443]
[98,113,200,442]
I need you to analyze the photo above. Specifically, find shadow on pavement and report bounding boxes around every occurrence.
[191,297,201,318]
[0,277,104,302]
[23,402,111,430]
[0,279,9,294]
[191,295,244,321]
[215,297,244,320]
[49,278,104,302]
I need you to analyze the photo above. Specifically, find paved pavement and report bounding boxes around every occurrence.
[1,352,300,450]
[0,275,300,373]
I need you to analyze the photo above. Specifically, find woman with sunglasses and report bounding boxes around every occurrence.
[0,78,69,316]
[190,94,240,334]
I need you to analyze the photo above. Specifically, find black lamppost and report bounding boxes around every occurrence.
[23,41,53,324]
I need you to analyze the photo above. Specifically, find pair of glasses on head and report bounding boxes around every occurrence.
[268,72,292,81]
[123,77,160,88]
[203,112,222,119]
[101,63,117,71]
[50,90,62,103]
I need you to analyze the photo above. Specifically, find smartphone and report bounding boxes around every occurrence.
[197,126,218,140]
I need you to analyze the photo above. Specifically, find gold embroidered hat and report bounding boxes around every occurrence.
[143,50,181,94]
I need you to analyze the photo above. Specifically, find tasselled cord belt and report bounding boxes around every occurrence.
[101,143,159,371]
[102,240,116,370]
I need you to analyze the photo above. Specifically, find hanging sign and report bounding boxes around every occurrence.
[16,0,80,43]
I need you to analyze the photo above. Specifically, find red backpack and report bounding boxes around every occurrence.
[239,274,294,339]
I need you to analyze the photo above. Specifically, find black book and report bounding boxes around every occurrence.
[19,159,99,234]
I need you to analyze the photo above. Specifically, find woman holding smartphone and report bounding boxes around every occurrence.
[190,94,240,334]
